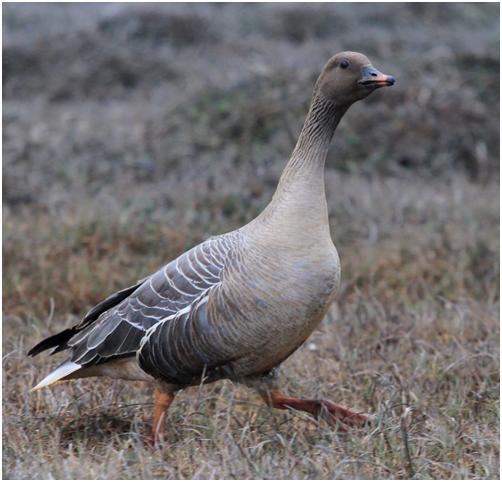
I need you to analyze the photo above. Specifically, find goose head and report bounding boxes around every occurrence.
[315,51,395,107]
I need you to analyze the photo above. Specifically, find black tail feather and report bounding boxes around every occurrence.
[27,328,76,357]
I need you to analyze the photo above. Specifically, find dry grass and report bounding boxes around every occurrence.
[3,3,500,479]
[3,177,499,479]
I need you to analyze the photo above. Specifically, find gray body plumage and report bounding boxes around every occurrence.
[30,76,345,391]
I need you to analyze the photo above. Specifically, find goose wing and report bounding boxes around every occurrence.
[137,235,252,386]
[137,283,239,385]
[27,279,146,357]
[29,232,241,374]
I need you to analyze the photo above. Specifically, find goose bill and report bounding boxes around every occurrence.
[358,66,395,88]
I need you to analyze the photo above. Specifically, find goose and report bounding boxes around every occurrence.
[29,51,395,444]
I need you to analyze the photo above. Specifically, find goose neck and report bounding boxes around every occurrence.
[279,93,347,183]
[245,93,348,239]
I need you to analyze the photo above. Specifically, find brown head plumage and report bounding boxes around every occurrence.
[315,51,395,107]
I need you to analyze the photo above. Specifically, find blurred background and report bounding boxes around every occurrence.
[4,3,499,206]
[3,3,500,479]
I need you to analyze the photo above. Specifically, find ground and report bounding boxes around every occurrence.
[2,3,500,479]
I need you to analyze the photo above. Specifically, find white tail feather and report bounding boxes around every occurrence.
[30,361,82,392]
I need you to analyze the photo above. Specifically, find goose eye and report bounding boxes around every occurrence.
[340,60,349,69]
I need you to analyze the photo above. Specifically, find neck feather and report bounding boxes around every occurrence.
[280,93,346,182]
[247,92,348,237]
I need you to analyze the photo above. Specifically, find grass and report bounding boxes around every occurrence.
[2,3,500,479]
[3,177,499,479]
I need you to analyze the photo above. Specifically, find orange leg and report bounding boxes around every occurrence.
[260,389,370,429]
[150,387,175,445]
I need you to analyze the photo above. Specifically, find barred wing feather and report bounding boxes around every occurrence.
[137,285,240,385]
[31,232,241,376]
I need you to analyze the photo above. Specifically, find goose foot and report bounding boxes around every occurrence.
[260,389,371,429]
[148,387,175,446]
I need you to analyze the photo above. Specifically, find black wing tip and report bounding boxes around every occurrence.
[27,280,145,358]
[27,343,51,357]
[27,328,76,357]
[27,346,40,357]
